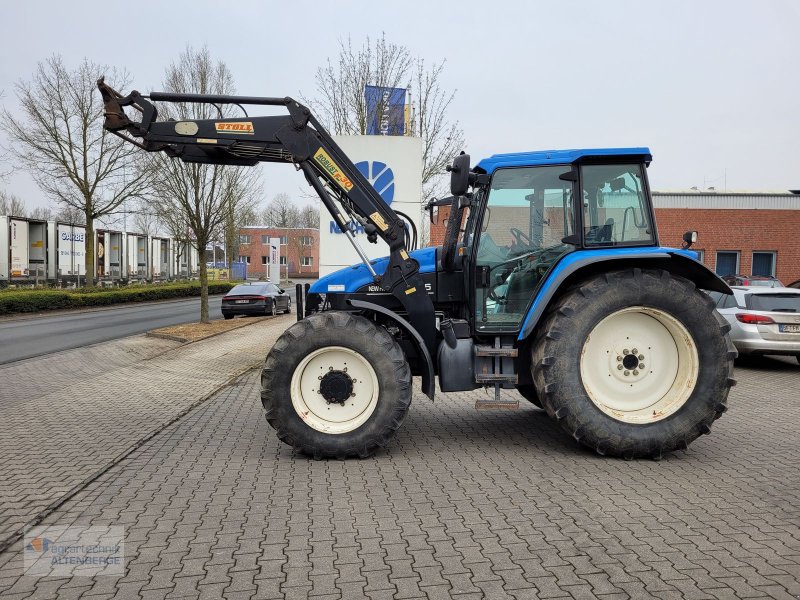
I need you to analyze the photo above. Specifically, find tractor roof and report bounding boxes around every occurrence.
[475,148,652,174]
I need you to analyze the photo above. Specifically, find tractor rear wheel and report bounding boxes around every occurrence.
[532,268,735,459]
[261,311,412,459]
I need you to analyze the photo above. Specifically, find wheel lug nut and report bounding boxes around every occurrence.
[632,348,638,354]
[624,370,630,376]
[639,363,645,370]
[616,356,623,362]
[623,349,630,355]
[633,370,639,376]
[638,354,644,361]
[617,365,623,370]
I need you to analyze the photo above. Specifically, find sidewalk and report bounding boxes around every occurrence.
[0,315,293,548]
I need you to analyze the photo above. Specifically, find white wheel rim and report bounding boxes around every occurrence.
[290,346,380,434]
[579,306,699,424]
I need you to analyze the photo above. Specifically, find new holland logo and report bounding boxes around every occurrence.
[355,161,394,205]
[214,121,254,135]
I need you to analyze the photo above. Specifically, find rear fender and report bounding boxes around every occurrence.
[518,250,732,341]
[348,299,435,401]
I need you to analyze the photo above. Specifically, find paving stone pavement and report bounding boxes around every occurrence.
[0,315,294,545]
[0,354,798,599]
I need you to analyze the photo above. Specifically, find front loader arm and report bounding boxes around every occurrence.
[97,78,437,354]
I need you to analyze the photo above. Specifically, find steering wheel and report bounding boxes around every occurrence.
[510,227,531,248]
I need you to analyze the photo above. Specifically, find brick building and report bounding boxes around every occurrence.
[237,227,319,279]
[430,191,800,286]
[653,192,800,286]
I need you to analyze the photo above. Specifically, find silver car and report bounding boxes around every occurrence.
[709,287,800,363]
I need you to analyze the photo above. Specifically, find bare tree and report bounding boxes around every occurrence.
[152,200,191,279]
[131,204,159,237]
[29,206,53,221]
[54,204,86,224]
[0,190,26,216]
[0,56,148,286]
[144,46,261,322]
[298,204,320,229]
[308,35,412,136]
[289,232,314,277]
[262,193,300,227]
[409,59,466,199]
[221,199,258,270]
[306,34,464,199]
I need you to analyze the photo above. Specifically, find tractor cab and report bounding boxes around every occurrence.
[435,149,657,337]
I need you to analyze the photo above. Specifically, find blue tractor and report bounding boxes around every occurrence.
[98,81,735,460]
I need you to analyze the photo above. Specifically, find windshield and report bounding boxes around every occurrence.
[747,293,800,312]
[747,280,780,288]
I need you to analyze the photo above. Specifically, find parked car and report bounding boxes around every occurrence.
[707,287,800,363]
[789,280,800,289]
[221,282,291,319]
[720,274,783,288]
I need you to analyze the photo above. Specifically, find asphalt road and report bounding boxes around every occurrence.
[0,296,224,365]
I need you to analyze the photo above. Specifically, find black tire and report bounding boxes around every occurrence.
[532,268,736,459]
[516,384,542,408]
[223,314,234,320]
[261,311,412,459]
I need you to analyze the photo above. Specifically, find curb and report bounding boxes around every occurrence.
[145,331,188,342]
[145,315,280,344]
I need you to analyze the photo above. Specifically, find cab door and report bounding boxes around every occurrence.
[471,165,576,333]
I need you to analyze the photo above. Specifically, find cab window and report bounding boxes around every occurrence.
[580,164,654,245]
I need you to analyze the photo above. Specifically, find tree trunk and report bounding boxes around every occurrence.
[199,258,209,324]
[84,212,95,288]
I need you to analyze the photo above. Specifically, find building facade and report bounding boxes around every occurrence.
[429,191,800,286]
[237,227,319,280]
[653,192,800,286]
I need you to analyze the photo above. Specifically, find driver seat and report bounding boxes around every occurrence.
[598,218,614,243]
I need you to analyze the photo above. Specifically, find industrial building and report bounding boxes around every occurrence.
[653,191,800,286]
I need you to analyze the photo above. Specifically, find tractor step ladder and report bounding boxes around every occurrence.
[474,339,519,410]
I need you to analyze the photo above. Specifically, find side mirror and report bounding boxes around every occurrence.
[682,230,698,249]
[278,288,285,294]
[448,152,471,196]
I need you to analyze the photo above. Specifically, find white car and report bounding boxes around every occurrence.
[709,287,800,363]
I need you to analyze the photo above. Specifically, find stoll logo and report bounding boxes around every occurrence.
[330,160,395,235]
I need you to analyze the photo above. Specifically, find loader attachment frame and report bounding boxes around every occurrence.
[97,78,437,355]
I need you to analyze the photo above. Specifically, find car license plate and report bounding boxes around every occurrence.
[235,299,249,304]
[779,324,800,333]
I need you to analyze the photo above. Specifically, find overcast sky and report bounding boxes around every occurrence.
[1,0,798,212]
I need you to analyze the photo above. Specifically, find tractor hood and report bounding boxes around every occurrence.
[309,247,437,294]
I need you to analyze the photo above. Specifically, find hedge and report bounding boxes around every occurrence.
[0,282,237,315]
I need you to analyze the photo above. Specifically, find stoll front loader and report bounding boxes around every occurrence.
[98,79,735,460]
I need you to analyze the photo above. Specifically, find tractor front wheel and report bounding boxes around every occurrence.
[532,268,735,459]
[261,312,412,459]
